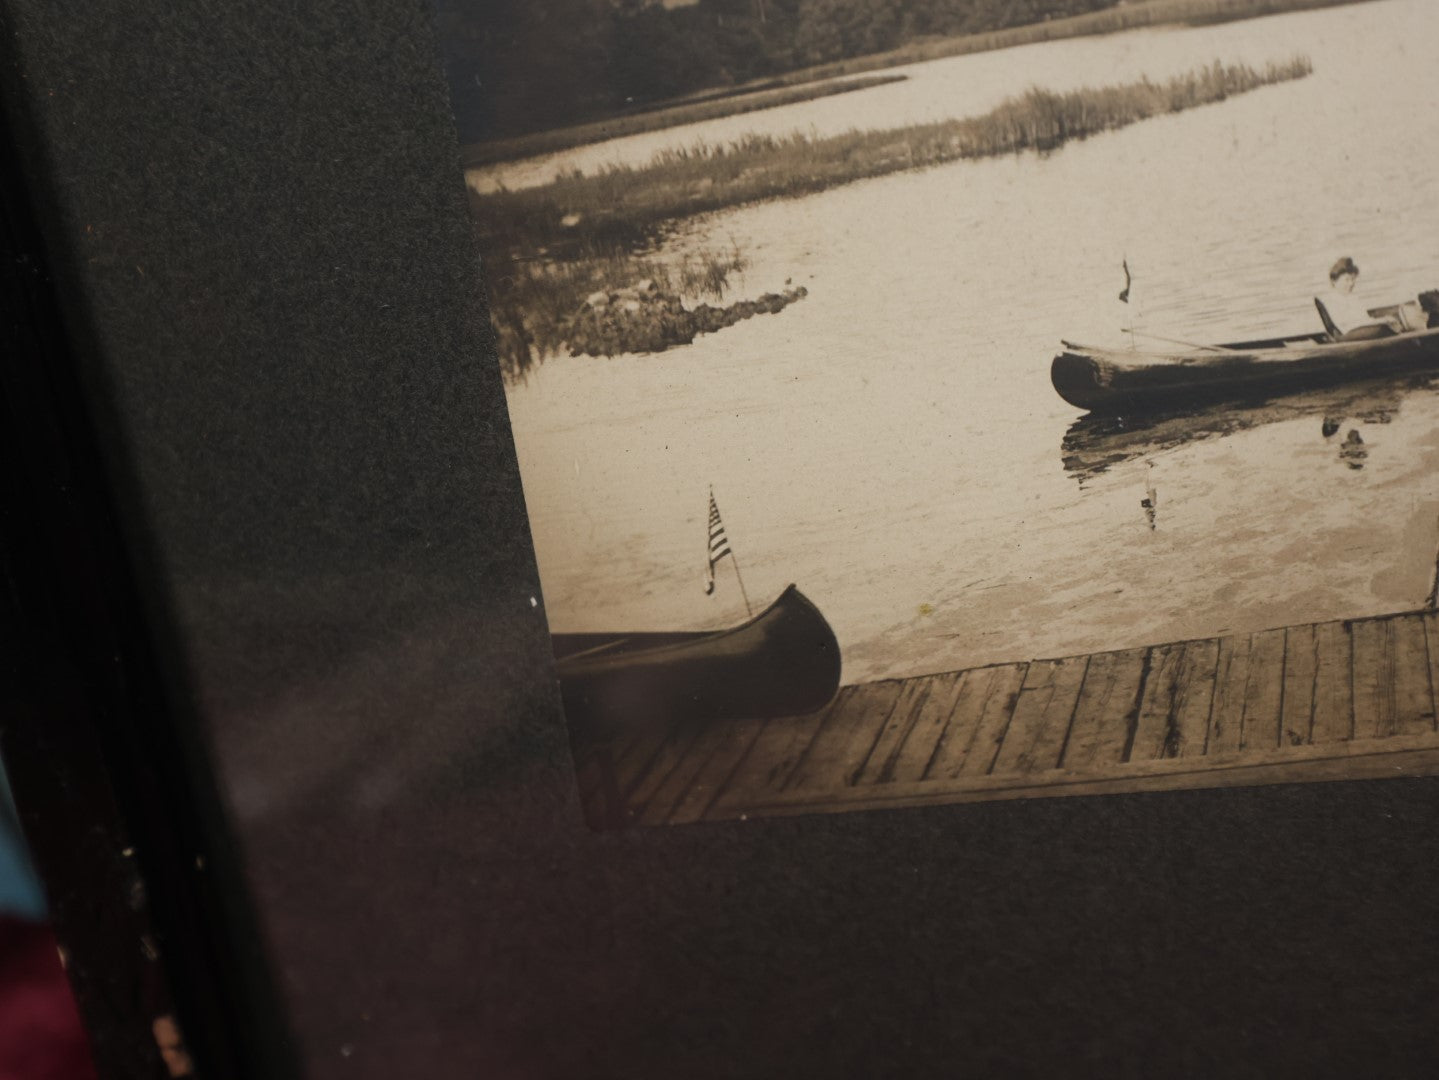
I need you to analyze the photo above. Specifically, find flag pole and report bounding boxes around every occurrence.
[730,547,754,620]
[708,485,753,618]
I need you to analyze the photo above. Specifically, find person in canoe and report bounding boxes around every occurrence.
[1317,257,1403,341]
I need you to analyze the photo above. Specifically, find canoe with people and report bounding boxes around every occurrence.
[1051,258,1439,414]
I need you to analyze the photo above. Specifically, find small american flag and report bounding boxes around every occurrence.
[704,488,732,595]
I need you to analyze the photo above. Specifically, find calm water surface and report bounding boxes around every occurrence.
[504,0,1439,683]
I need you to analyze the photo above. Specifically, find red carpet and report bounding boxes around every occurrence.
[0,918,97,1080]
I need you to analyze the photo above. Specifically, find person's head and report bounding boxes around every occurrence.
[1330,256,1359,293]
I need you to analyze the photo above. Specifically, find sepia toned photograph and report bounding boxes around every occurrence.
[434,0,1439,828]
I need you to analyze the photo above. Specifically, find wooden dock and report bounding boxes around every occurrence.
[577,608,1439,829]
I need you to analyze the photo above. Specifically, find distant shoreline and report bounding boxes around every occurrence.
[461,74,909,170]
[460,0,1374,173]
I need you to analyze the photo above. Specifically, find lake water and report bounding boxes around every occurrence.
[501,0,1439,684]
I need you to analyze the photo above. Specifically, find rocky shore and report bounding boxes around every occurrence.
[566,280,807,357]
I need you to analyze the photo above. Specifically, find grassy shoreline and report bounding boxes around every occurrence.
[463,0,1368,170]
[481,57,1313,377]
[472,57,1312,253]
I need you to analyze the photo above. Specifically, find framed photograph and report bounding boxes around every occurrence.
[436,0,1439,830]
[9,2,1439,1076]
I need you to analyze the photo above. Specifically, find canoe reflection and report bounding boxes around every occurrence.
[1060,375,1439,484]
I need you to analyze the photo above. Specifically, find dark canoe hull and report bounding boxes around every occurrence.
[553,585,841,737]
[1051,328,1439,413]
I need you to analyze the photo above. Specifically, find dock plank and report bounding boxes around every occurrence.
[1352,617,1431,739]
[1425,612,1439,732]
[930,664,1028,778]
[614,727,674,799]
[1240,628,1286,752]
[707,695,845,814]
[886,671,967,783]
[1064,648,1146,767]
[1352,618,1389,739]
[852,678,935,786]
[1169,639,1220,757]
[1352,618,1397,739]
[636,721,735,827]
[1311,620,1353,744]
[1127,644,1182,763]
[784,681,906,791]
[1281,624,1317,746]
[602,730,642,785]
[624,725,704,820]
[664,716,767,825]
[991,657,1088,775]
[1392,614,1436,736]
[1208,634,1251,755]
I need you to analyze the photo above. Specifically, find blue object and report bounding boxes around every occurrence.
[0,755,47,921]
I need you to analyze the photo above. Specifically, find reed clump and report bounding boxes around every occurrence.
[489,246,749,378]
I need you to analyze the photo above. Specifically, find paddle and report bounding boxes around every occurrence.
[1121,328,1233,352]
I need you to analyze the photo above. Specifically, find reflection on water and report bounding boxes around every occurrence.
[505,0,1439,683]
[1141,463,1157,530]
[1061,375,1437,484]
[1338,427,1370,470]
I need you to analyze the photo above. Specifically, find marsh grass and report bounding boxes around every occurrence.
[472,57,1312,253]
[481,56,1312,376]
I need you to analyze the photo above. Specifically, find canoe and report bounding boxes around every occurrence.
[553,584,841,736]
[1051,325,1439,413]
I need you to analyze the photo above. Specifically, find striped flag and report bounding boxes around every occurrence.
[704,488,732,595]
